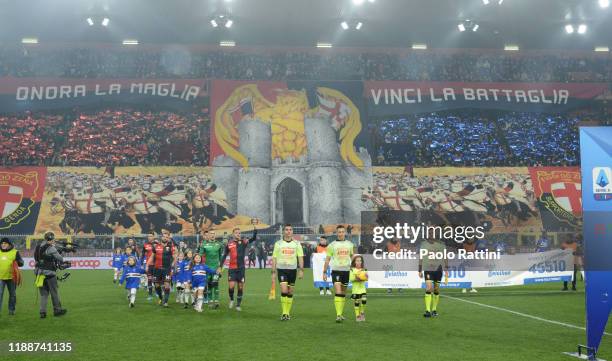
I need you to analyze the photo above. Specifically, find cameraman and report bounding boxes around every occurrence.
[34,232,67,318]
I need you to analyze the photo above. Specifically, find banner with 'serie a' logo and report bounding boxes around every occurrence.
[580,126,612,355]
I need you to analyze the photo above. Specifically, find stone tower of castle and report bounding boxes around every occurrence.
[212,154,239,214]
[213,114,372,228]
[304,116,343,225]
[237,119,272,224]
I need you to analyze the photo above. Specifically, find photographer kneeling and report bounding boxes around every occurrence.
[34,232,67,319]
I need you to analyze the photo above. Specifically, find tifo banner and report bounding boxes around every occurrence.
[35,166,245,236]
[528,167,582,231]
[0,167,47,234]
[22,257,112,270]
[209,80,369,163]
[0,165,578,236]
[209,80,372,227]
[312,251,573,289]
[365,81,609,115]
[366,167,542,233]
[580,127,612,357]
[0,77,208,112]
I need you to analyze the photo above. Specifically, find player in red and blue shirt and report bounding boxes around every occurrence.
[146,230,177,307]
[142,232,157,299]
[218,227,257,311]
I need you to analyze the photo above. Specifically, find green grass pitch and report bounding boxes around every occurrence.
[1,269,610,361]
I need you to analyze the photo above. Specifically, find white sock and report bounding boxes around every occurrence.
[196,296,203,310]
[185,290,192,304]
[130,288,137,304]
[177,289,184,303]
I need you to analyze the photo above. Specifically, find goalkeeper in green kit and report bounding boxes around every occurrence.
[199,230,223,309]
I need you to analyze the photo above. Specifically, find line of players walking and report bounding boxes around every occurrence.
[112,228,234,311]
[111,224,374,322]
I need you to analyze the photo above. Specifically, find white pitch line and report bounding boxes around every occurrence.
[237,290,580,298]
[443,294,612,336]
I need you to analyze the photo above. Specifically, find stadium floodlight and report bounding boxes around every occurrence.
[482,0,490,4]
[101,17,110,27]
[211,13,233,28]
[21,37,38,44]
[498,0,504,4]
[458,20,478,32]
[504,44,519,51]
[317,42,333,48]
[565,24,574,34]
[122,39,139,45]
[600,0,610,8]
[412,43,427,50]
[595,46,610,52]
[220,40,235,47]
[341,20,364,31]
[352,0,365,5]
[86,17,94,26]
[577,24,587,34]
[368,0,375,2]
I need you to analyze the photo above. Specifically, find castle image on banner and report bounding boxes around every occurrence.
[211,84,372,227]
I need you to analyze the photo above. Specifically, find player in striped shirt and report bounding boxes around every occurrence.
[142,232,157,300]
[146,231,177,307]
[111,247,124,284]
[190,254,217,312]
[218,226,258,311]
[271,224,304,321]
[119,256,146,308]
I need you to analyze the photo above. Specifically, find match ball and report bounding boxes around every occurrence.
[356,270,368,281]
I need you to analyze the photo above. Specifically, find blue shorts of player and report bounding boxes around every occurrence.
[191,264,216,289]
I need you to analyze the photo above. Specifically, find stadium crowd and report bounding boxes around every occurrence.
[0,112,68,166]
[0,108,597,167]
[2,47,611,167]
[1,46,612,82]
[371,111,583,167]
[0,109,209,167]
